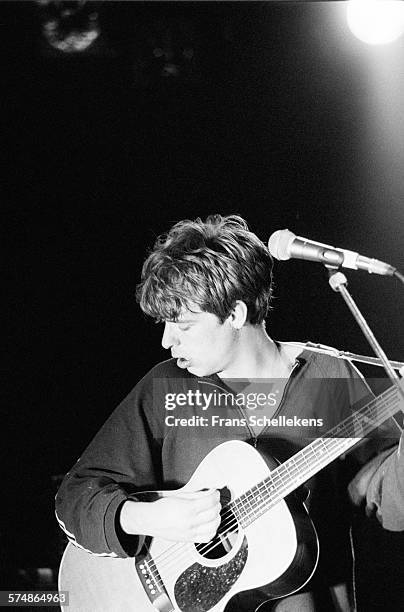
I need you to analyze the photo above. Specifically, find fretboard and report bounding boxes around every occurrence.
[231,384,402,528]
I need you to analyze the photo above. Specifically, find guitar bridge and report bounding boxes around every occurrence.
[136,553,174,612]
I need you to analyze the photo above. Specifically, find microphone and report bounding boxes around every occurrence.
[268,229,396,276]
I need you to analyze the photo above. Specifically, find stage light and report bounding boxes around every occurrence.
[36,0,101,53]
[347,0,404,45]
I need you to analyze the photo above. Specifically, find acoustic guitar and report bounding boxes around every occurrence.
[59,381,403,612]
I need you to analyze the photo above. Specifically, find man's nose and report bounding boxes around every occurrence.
[161,322,178,350]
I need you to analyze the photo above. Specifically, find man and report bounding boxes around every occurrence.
[347,405,403,612]
[56,214,376,611]
[349,365,404,532]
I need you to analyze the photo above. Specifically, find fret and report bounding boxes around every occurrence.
[251,485,264,509]
[288,454,303,479]
[246,489,258,511]
[279,460,294,482]
[243,489,255,518]
[231,497,245,523]
[263,478,276,503]
[314,438,332,460]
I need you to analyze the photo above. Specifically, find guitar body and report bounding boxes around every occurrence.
[59,440,319,612]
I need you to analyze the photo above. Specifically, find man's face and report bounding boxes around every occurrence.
[161,306,237,377]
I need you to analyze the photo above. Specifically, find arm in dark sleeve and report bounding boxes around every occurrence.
[343,362,403,527]
[349,432,404,531]
[55,376,163,558]
[374,432,404,530]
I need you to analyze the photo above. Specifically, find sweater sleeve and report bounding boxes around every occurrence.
[374,433,404,531]
[348,435,404,531]
[55,373,164,558]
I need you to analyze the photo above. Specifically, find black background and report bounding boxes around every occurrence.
[2,0,404,584]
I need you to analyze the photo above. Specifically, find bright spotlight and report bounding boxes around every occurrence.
[36,0,101,53]
[347,0,404,45]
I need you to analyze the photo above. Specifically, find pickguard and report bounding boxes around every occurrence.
[173,537,248,612]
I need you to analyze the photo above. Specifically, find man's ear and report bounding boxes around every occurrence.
[228,300,248,329]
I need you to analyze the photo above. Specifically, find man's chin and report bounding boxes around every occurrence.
[183,363,202,376]
[186,365,200,375]
[175,358,217,378]
[187,364,218,378]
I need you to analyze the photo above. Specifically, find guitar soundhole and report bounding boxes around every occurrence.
[195,505,239,560]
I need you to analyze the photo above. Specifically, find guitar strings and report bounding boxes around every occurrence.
[144,389,399,580]
[144,439,344,580]
[143,389,400,580]
[145,443,350,583]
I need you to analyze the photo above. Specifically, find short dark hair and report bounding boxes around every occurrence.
[136,214,273,324]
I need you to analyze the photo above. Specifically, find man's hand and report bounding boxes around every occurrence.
[120,489,222,543]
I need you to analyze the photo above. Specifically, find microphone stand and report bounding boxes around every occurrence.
[326,268,404,413]
[394,269,404,285]
[301,342,404,371]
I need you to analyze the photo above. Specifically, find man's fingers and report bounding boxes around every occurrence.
[178,488,218,499]
[179,489,220,500]
[194,502,222,525]
[193,490,220,514]
[194,517,222,543]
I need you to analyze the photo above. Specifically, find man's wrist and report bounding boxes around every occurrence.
[119,499,150,535]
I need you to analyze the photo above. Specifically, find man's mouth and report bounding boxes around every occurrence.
[175,357,190,368]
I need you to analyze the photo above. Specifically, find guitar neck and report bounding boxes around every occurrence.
[233,384,402,528]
